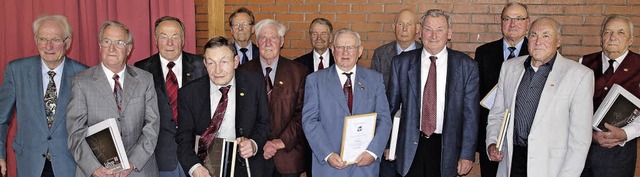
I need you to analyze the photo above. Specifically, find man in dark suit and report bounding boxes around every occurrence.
[239,19,309,177]
[295,18,335,73]
[0,15,87,177]
[388,9,479,177]
[134,16,206,177]
[230,7,259,65]
[473,3,529,176]
[176,36,270,177]
[581,15,640,177]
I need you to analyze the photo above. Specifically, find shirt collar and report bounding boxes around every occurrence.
[41,57,66,75]
[602,50,629,63]
[396,42,418,55]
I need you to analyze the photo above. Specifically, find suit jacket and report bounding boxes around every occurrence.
[294,50,335,72]
[475,38,529,153]
[486,53,594,177]
[302,65,392,177]
[0,56,86,177]
[134,52,206,171]
[234,43,260,65]
[176,70,271,177]
[388,48,480,176]
[67,65,160,177]
[370,41,423,87]
[238,57,309,173]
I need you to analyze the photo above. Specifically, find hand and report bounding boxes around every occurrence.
[487,144,504,162]
[0,158,6,177]
[91,166,114,177]
[457,159,473,176]
[354,152,375,167]
[327,153,347,170]
[263,140,278,159]
[237,137,255,159]
[192,166,211,177]
[114,162,133,177]
[271,139,285,149]
[383,149,395,161]
[593,123,627,148]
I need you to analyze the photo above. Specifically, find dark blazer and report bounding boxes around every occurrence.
[176,70,271,177]
[238,57,309,173]
[371,41,423,87]
[294,50,335,72]
[133,52,206,171]
[234,43,260,65]
[388,48,480,176]
[0,56,86,177]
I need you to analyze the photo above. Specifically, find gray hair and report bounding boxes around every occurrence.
[601,15,635,38]
[254,19,286,39]
[309,18,334,34]
[333,28,362,46]
[99,21,134,44]
[530,17,562,39]
[421,9,451,28]
[501,2,529,17]
[33,15,73,40]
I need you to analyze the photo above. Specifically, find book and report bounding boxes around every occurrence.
[195,136,237,177]
[593,84,640,131]
[387,117,401,160]
[480,85,497,109]
[85,118,129,173]
[340,113,377,164]
[496,109,510,152]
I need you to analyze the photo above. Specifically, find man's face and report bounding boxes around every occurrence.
[393,11,419,44]
[230,13,253,43]
[310,23,331,52]
[203,46,239,86]
[331,32,363,71]
[602,18,635,58]
[99,25,132,71]
[155,20,184,61]
[421,16,451,54]
[256,24,283,61]
[36,21,70,64]
[501,5,529,42]
[527,19,560,63]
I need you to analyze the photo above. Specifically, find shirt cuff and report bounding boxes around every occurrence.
[251,139,258,156]
[324,153,332,162]
[188,163,202,177]
[365,150,378,159]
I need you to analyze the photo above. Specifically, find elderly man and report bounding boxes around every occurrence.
[295,18,335,72]
[238,19,309,177]
[67,21,160,177]
[474,3,530,176]
[486,17,594,177]
[0,15,86,177]
[230,7,259,65]
[371,8,423,88]
[303,28,391,177]
[580,15,640,177]
[134,16,206,177]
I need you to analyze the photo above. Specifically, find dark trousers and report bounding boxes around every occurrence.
[477,140,499,177]
[265,159,302,177]
[405,133,442,177]
[304,142,313,177]
[510,145,528,177]
[379,158,401,177]
[41,159,54,177]
[581,138,637,177]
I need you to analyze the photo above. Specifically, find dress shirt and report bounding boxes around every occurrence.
[159,54,184,87]
[41,57,65,97]
[209,78,237,141]
[101,63,126,89]
[420,48,448,134]
[259,58,279,85]
[395,42,418,55]
[600,50,628,74]
[502,39,525,60]
[235,43,254,62]
[313,50,331,71]
[335,66,357,93]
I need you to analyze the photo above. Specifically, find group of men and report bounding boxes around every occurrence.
[0,2,639,177]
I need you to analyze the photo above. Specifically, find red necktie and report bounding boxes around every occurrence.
[343,72,353,114]
[113,74,123,111]
[265,67,273,101]
[166,62,179,125]
[421,56,437,136]
[197,85,231,161]
[318,56,324,70]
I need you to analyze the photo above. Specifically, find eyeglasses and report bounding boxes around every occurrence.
[36,37,68,46]
[334,45,359,53]
[100,39,129,49]
[231,22,252,29]
[502,17,528,23]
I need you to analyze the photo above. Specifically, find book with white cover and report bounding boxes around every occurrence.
[481,85,497,109]
[387,116,401,160]
[593,84,640,131]
[496,109,510,152]
[85,118,130,173]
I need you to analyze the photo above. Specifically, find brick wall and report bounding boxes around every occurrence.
[196,0,640,176]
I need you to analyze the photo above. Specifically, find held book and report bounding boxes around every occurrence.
[496,109,510,152]
[480,85,497,109]
[85,118,129,173]
[387,116,401,160]
[593,84,640,131]
[340,113,377,164]
[195,136,238,177]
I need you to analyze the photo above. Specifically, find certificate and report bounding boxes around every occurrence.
[340,113,377,164]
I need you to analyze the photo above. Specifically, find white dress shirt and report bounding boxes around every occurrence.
[159,54,184,87]
[101,63,126,89]
[420,48,448,134]
[313,49,331,71]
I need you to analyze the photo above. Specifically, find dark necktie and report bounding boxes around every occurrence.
[507,47,517,59]
[265,67,274,101]
[166,62,179,125]
[421,56,437,136]
[198,85,231,161]
[343,72,353,114]
[603,59,616,81]
[44,71,57,129]
[240,48,249,64]
[318,56,324,70]
[113,74,123,111]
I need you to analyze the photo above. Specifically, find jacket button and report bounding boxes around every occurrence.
[47,136,52,140]
[42,154,46,157]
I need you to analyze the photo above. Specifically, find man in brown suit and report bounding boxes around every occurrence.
[238,19,309,177]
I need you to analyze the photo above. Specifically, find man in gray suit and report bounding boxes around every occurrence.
[67,21,160,177]
[0,15,87,177]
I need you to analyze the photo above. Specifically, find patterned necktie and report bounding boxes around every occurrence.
[197,85,231,161]
[603,59,616,81]
[421,56,437,136]
[343,72,353,114]
[265,67,274,101]
[166,62,179,125]
[44,71,57,129]
[113,74,123,111]
[507,47,517,59]
[240,48,249,64]
[318,56,324,70]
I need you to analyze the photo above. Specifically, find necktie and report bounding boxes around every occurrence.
[603,59,616,81]
[421,56,437,136]
[507,47,517,59]
[343,72,353,114]
[198,85,231,161]
[318,56,324,70]
[265,67,274,101]
[113,74,123,111]
[166,62,179,125]
[240,48,249,64]
[44,71,57,129]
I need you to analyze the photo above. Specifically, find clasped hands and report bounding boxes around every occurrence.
[327,152,374,170]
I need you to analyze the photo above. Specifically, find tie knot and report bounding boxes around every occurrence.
[508,47,516,52]
[608,59,616,65]
[429,56,437,62]
[319,56,324,60]
[112,74,120,80]
[47,71,56,78]
[240,48,248,53]
[266,67,272,74]
[219,85,231,95]
[343,72,353,78]
[167,62,175,69]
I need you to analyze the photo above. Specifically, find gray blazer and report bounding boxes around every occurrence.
[67,65,160,177]
[370,41,422,88]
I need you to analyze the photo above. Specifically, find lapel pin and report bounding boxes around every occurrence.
[279,81,284,85]
[360,87,364,90]
[186,73,191,77]
[550,84,555,87]
[358,82,362,85]
[624,68,629,72]
[240,92,245,96]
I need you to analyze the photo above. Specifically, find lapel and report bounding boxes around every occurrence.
[182,53,200,83]
[352,66,367,114]
[92,66,121,113]
[385,41,398,58]
[445,49,462,100]
[328,49,335,66]
[326,66,351,114]
[531,53,567,131]
[51,59,75,130]
[407,50,421,105]
[148,55,168,98]
[29,58,46,128]
[272,57,287,97]
[121,66,140,113]
[506,57,527,112]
